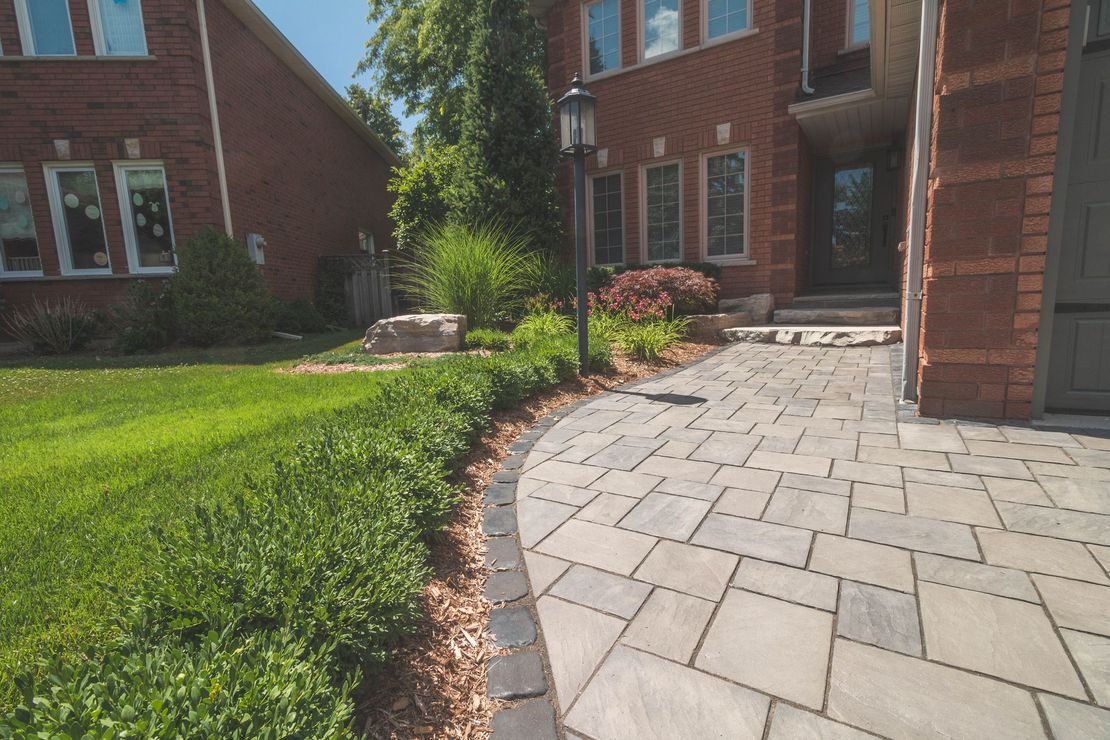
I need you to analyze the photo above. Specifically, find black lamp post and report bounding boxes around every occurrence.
[557,73,598,375]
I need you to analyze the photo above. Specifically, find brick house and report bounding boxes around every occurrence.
[0,0,399,314]
[531,0,1110,421]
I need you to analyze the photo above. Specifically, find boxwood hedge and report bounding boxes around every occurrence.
[2,336,605,736]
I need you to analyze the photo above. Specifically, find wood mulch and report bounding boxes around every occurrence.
[357,342,716,739]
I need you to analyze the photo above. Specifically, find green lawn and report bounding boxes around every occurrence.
[0,333,403,694]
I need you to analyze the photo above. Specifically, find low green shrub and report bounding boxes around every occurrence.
[172,227,275,346]
[5,630,353,738]
[111,280,176,354]
[1,336,598,735]
[1,297,99,354]
[465,328,512,352]
[512,311,573,346]
[616,318,690,362]
[274,298,328,335]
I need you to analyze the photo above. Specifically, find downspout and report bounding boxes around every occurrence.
[801,0,815,94]
[197,0,234,236]
[901,0,940,403]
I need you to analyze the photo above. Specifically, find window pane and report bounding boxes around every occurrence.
[645,164,680,262]
[852,0,870,45]
[97,0,146,55]
[592,174,623,265]
[707,0,748,39]
[588,0,620,74]
[124,169,175,268]
[0,170,41,273]
[705,153,746,257]
[55,170,110,271]
[26,0,75,55]
[644,0,679,58]
[832,165,873,269]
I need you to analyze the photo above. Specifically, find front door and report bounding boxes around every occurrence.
[1046,9,1110,413]
[811,150,897,288]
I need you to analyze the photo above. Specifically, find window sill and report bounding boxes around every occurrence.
[839,43,870,55]
[583,28,759,84]
[0,55,156,62]
[705,257,757,267]
[0,272,166,282]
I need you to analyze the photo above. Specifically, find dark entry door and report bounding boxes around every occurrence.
[1046,21,1110,413]
[812,150,897,287]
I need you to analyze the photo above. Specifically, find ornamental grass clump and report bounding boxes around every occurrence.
[400,222,535,329]
[1,297,99,354]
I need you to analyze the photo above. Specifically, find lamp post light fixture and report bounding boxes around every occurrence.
[557,73,598,375]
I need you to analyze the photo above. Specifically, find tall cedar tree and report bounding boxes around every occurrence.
[451,0,561,251]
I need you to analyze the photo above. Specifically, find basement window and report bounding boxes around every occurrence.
[0,167,43,277]
[90,0,149,56]
[14,0,76,56]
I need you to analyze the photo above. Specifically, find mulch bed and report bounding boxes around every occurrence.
[357,342,716,738]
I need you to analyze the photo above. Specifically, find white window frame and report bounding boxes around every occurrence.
[699,146,752,264]
[88,0,149,57]
[582,0,621,80]
[14,0,77,57]
[639,0,683,63]
[701,0,754,46]
[0,164,44,278]
[43,163,112,276]
[845,0,871,49]
[587,170,626,267]
[359,228,375,254]
[640,160,684,265]
[112,161,176,275]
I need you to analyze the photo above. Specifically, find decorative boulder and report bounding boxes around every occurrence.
[718,293,775,324]
[685,313,753,342]
[363,314,468,354]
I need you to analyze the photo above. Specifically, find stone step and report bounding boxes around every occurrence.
[721,325,903,347]
[774,307,900,326]
[791,292,901,309]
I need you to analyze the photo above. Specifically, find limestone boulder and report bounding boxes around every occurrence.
[718,293,775,324]
[685,313,753,342]
[363,313,467,354]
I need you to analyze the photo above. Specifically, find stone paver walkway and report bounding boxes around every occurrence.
[515,343,1110,740]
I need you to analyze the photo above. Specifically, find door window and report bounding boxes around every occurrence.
[831,165,873,269]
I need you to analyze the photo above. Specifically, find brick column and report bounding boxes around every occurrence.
[917,0,1070,419]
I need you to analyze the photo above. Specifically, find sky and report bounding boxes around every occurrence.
[253,0,417,133]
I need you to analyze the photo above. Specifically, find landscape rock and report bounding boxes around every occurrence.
[363,314,467,354]
[685,313,753,342]
[722,326,902,347]
[719,293,775,323]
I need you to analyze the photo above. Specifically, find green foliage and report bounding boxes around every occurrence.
[587,311,630,344]
[615,318,690,362]
[347,83,407,155]
[172,228,275,347]
[388,144,461,253]
[1,297,99,355]
[0,336,597,732]
[523,253,577,312]
[315,260,350,327]
[451,0,560,251]
[273,299,328,335]
[465,329,512,352]
[512,311,573,346]
[5,631,354,738]
[110,281,176,354]
[399,222,535,328]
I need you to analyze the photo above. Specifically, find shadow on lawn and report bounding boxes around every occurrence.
[0,330,365,371]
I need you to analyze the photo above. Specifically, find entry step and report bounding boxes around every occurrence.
[774,307,900,326]
[722,325,902,347]
[790,291,901,309]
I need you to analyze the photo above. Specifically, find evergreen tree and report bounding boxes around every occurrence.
[450,0,561,251]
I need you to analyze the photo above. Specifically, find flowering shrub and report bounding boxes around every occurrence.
[604,267,718,316]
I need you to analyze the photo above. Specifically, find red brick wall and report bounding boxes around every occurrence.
[0,0,222,310]
[545,0,807,304]
[917,0,1068,419]
[205,0,396,302]
[811,0,850,71]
